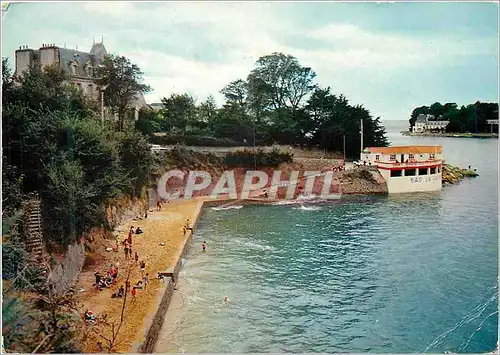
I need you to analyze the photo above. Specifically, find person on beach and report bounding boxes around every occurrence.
[143,273,149,289]
[135,227,143,234]
[134,252,139,265]
[128,227,134,244]
[157,201,162,211]
[224,296,229,302]
[202,241,207,252]
[140,260,146,278]
[131,287,137,302]
[183,226,187,235]
[124,240,130,259]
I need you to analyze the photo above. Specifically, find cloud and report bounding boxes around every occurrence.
[2,2,497,120]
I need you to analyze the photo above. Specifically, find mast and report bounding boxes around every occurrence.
[360,118,364,154]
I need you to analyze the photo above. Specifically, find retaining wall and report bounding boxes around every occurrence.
[48,196,146,296]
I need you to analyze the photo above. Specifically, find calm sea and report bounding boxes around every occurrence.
[156,121,498,353]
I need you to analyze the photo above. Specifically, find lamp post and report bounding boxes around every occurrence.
[100,84,109,125]
[343,133,346,163]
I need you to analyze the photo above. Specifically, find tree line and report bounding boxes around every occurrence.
[136,52,388,157]
[409,101,499,133]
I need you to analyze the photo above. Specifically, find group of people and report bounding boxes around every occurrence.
[93,264,119,291]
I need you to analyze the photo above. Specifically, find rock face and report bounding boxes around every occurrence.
[442,164,479,185]
[336,168,388,194]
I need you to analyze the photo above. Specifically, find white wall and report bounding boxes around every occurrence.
[379,169,442,193]
[361,152,442,165]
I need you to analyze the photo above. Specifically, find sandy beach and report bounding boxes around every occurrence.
[75,198,205,353]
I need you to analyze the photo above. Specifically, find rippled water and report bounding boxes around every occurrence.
[157,123,498,353]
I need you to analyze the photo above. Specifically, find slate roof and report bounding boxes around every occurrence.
[415,114,427,123]
[57,47,102,78]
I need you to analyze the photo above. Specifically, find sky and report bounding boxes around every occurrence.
[2,1,499,121]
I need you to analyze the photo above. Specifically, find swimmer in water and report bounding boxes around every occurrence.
[202,241,207,252]
[224,296,229,302]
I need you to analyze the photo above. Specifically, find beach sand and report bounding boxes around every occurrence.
[75,198,204,353]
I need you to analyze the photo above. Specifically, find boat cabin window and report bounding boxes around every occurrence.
[430,167,436,174]
[375,154,380,161]
[429,153,435,159]
[405,168,416,176]
[418,168,428,175]
[390,169,403,177]
[408,154,415,160]
[390,154,396,160]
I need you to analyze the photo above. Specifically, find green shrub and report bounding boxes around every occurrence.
[150,133,243,147]
[225,148,293,167]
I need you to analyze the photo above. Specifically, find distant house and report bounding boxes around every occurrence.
[412,114,449,133]
[13,41,148,121]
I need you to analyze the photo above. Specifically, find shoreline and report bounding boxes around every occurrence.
[400,131,498,138]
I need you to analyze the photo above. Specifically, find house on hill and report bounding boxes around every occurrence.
[13,40,148,120]
[412,114,449,133]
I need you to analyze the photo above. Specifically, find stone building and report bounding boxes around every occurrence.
[13,40,147,120]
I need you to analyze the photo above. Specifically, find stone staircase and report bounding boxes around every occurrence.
[23,196,45,264]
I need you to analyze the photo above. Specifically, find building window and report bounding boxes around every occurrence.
[408,154,415,160]
[390,169,403,177]
[438,166,441,173]
[390,154,396,160]
[418,168,428,175]
[405,168,416,176]
[375,154,380,161]
[429,153,435,159]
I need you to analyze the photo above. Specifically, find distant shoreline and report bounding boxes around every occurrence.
[400,131,498,139]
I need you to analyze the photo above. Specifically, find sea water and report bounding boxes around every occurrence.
[156,121,498,353]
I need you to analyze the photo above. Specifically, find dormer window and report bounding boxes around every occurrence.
[85,61,93,76]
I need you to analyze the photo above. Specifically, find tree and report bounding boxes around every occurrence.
[160,93,197,134]
[429,102,444,120]
[409,105,430,129]
[135,108,162,136]
[220,80,248,108]
[94,55,151,131]
[248,52,316,112]
[306,87,388,158]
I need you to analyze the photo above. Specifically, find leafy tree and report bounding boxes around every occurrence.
[160,93,197,134]
[94,54,151,131]
[198,95,218,122]
[409,105,430,129]
[220,80,248,108]
[429,102,444,119]
[248,52,317,112]
[135,107,162,136]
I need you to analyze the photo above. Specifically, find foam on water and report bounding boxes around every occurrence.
[211,205,244,211]
[293,204,323,211]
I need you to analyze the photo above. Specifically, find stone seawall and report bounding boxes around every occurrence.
[136,201,204,353]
